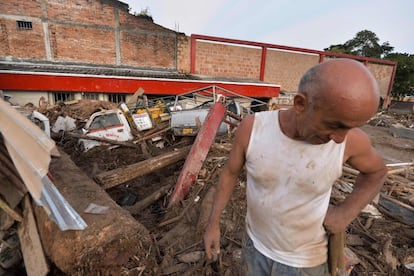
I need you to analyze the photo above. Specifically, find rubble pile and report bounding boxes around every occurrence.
[0,98,413,275]
[369,112,413,128]
[38,99,118,126]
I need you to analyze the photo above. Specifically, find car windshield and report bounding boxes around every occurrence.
[89,113,121,130]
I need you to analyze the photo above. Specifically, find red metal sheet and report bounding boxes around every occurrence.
[0,71,280,98]
[169,100,226,206]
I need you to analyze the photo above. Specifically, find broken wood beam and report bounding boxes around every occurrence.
[33,149,156,275]
[0,197,22,222]
[125,183,172,215]
[17,195,49,276]
[95,145,191,190]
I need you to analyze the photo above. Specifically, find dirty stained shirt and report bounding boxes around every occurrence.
[245,110,345,268]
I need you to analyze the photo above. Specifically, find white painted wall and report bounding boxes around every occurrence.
[6,91,49,107]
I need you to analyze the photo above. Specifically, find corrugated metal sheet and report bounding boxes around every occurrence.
[0,100,86,230]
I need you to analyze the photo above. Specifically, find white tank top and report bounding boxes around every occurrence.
[245,110,345,267]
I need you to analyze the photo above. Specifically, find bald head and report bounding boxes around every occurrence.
[298,59,380,121]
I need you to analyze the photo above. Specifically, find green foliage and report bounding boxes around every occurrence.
[324,44,352,55]
[325,30,414,96]
[134,7,153,22]
[385,53,414,96]
[324,30,393,58]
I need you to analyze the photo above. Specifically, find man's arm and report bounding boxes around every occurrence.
[324,128,387,233]
[204,115,254,260]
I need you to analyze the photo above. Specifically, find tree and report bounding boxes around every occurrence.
[385,53,414,97]
[324,44,351,55]
[134,7,153,22]
[324,30,393,58]
[324,30,414,97]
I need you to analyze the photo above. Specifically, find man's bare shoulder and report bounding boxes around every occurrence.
[232,114,255,150]
[345,128,371,156]
[348,127,370,143]
[345,127,385,173]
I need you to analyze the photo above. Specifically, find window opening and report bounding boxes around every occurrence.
[54,92,75,103]
[17,21,32,30]
[82,93,100,100]
[107,93,126,104]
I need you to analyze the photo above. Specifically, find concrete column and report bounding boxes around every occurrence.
[42,23,52,60]
[114,9,121,65]
[41,0,52,61]
[46,92,52,105]
[74,93,82,100]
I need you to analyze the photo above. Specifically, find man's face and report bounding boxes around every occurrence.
[298,105,366,145]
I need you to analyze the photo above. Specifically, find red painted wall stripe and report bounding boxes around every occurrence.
[0,71,280,98]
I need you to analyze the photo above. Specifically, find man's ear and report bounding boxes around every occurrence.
[293,93,308,113]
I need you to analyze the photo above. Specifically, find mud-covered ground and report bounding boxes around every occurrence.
[47,101,414,275]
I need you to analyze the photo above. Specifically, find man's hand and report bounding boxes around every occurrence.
[323,205,350,234]
[204,222,221,261]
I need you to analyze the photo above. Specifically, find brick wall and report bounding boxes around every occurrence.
[0,0,178,68]
[118,8,178,68]
[176,34,190,73]
[264,50,319,92]
[194,41,262,80]
[367,63,394,98]
[182,38,395,96]
[0,0,395,97]
[0,18,45,59]
[46,0,116,26]
[120,30,176,68]
[49,24,116,63]
[0,0,43,17]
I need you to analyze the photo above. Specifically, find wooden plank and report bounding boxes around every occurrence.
[17,195,49,276]
[95,145,190,190]
[0,197,22,222]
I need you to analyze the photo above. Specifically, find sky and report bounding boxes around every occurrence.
[123,0,414,54]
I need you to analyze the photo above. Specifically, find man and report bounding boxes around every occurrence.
[204,59,387,275]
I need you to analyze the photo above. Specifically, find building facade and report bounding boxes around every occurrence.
[0,0,396,107]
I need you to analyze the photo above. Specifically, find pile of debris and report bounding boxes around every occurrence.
[51,100,414,275]
[0,96,413,275]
